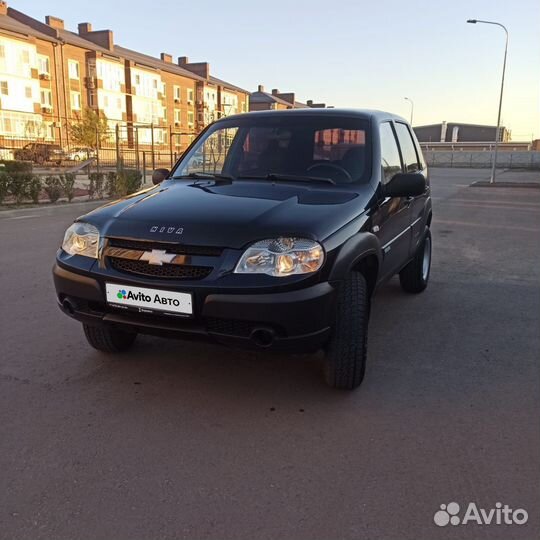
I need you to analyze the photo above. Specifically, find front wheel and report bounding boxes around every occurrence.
[399,228,432,293]
[324,272,369,390]
[83,323,137,353]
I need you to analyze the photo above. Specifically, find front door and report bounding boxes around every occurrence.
[372,121,411,279]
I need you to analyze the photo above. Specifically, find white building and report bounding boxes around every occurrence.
[0,35,52,140]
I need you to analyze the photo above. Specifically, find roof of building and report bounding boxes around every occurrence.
[414,122,506,130]
[3,6,249,94]
[208,75,250,95]
[0,9,58,43]
[114,45,205,82]
[249,90,295,107]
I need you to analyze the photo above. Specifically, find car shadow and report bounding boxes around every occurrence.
[75,277,414,410]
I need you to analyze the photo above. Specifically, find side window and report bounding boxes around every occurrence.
[379,122,402,183]
[395,122,420,172]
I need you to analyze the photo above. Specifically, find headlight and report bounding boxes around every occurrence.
[62,222,99,259]
[234,237,324,277]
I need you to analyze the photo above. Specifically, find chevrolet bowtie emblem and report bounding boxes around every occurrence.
[139,249,176,266]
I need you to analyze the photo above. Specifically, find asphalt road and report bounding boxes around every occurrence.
[1,168,539,540]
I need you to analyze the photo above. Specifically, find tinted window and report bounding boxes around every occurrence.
[174,116,371,185]
[379,122,402,183]
[395,122,420,172]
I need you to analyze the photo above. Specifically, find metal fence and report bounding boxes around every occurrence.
[424,150,540,169]
[0,122,196,174]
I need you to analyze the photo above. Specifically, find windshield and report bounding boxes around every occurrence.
[172,115,371,185]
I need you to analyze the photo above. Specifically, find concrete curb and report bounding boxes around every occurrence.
[470,180,540,189]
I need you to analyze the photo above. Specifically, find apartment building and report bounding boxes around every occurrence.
[0,4,57,144]
[249,85,326,111]
[0,1,250,151]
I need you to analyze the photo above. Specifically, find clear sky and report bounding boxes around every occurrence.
[13,0,540,139]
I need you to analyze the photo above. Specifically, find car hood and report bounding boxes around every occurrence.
[82,179,376,249]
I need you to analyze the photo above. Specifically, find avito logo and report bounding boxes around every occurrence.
[434,502,528,527]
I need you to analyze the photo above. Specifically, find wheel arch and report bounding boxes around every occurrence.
[327,232,382,295]
[352,254,379,297]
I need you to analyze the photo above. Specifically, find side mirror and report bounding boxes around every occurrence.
[385,172,426,198]
[152,168,170,185]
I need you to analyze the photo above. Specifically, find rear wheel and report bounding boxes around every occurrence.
[324,272,369,390]
[399,228,431,293]
[83,323,137,353]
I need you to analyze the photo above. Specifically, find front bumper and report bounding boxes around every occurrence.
[53,262,337,352]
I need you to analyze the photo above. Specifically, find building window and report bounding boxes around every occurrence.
[135,74,140,85]
[45,122,54,140]
[117,97,122,109]
[0,81,8,95]
[20,49,30,64]
[68,60,80,80]
[187,111,194,126]
[153,79,158,89]
[174,86,181,101]
[0,45,5,59]
[103,95,109,107]
[71,91,81,110]
[40,89,53,108]
[174,109,181,124]
[187,88,194,103]
[38,55,50,75]
[25,86,32,99]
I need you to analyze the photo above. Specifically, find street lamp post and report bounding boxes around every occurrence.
[467,18,509,183]
[404,97,414,125]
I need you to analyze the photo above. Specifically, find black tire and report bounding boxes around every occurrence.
[399,228,432,293]
[83,323,137,353]
[324,272,369,390]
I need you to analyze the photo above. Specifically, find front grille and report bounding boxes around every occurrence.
[109,257,212,279]
[108,238,223,257]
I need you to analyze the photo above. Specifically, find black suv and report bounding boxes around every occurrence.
[14,143,65,165]
[53,109,432,389]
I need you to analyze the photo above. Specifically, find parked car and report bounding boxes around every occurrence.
[53,109,432,390]
[66,147,96,161]
[14,143,65,165]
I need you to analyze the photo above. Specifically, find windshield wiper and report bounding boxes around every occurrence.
[238,173,336,185]
[172,172,235,181]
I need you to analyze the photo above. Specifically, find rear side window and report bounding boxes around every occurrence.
[395,122,420,172]
[379,122,402,183]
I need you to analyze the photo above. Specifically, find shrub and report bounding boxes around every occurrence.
[27,176,42,204]
[0,160,32,174]
[0,172,8,204]
[88,172,105,199]
[44,176,62,203]
[117,169,143,196]
[7,173,32,204]
[106,171,118,198]
[59,173,76,202]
